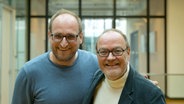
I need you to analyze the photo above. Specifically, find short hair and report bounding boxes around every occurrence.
[96,28,130,51]
[48,9,82,33]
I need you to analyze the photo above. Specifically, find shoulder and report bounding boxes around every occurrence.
[20,52,50,75]
[78,49,97,61]
[78,49,96,57]
[94,69,103,77]
[131,68,156,89]
[129,67,164,95]
[92,69,104,81]
[25,52,49,65]
[25,52,49,66]
[127,67,165,102]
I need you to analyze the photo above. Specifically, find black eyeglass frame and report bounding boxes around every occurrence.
[97,47,127,57]
[50,32,80,43]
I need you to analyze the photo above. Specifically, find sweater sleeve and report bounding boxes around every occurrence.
[11,67,33,104]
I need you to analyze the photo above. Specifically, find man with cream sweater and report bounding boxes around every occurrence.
[82,29,166,104]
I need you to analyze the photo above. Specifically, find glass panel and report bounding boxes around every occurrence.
[49,0,79,16]
[83,18,112,53]
[31,0,46,15]
[30,18,46,59]
[149,18,165,93]
[117,0,147,16]
[0,7,2,101]
[1,0,9,6]
[82,0,113,16]
[150,0,165,16]
[16,18,26,70]
[116,18,147,73]
[47,18,51,51]
[15,0,26,16]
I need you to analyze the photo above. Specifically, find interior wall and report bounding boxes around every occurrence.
[0,4,16,104]
[167,0,184,98]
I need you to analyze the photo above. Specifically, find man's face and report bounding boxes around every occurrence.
[97,31,130,81]
[49,14,83,63]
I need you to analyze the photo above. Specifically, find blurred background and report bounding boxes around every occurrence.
[0,0,184,104]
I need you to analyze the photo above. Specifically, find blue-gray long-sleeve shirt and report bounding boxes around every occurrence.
[11,49,99,104]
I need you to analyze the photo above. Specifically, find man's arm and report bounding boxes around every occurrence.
[11,68,33,104]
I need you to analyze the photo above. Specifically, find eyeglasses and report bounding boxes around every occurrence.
[97,47,127,57]
[51,32,80,42]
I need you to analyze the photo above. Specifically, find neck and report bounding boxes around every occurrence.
[105,65,129,88]
[49,51,78,66]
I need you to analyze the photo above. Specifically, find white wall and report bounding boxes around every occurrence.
[0,4,16,104]
[167,0,184,98]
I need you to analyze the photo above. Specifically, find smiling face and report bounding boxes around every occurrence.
[48,14,83,66]
[96,30,130,81]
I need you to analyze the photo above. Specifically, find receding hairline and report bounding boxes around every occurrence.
[48,9,82,33]
[96,28,130,51]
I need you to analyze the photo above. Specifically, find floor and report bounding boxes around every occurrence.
[166,98,184,104]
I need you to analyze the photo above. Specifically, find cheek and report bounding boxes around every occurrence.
[97,57,105,66]
[119,57,128,69]
[51,42,58,48]
[71,42,80,50]
[124,56,130,64]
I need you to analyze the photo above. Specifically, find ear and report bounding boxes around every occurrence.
[48,31,53,43]
[79,32,83,44]
[48,31,51,37]
[126,48,131,61]
[126,48,131,55]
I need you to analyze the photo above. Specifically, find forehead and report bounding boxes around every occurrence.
[97,31,127,49]
[99,31,125,44]
[54,14,77,23]
[52,14,79,33]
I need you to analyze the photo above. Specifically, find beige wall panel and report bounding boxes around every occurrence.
[167,0,184,98]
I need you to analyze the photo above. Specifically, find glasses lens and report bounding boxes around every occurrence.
[52,34,79,42]
[98,49,109,56]
[98,47,126,57]
[67,35,77,41]
[53,34,62,42]
[113,48,123,56]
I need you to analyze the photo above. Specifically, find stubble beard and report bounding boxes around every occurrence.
[53,50,76,62]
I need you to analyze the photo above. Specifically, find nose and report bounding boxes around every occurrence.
[60,37,68,48]
[107,52,116,60]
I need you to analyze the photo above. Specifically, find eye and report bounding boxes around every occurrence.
[113,48,123,55]
[114,49,122,53]
[99,49,108,55]
[67,35,75,40]
[54,34,62,39]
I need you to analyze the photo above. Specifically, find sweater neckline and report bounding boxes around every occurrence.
[105,65,129,89]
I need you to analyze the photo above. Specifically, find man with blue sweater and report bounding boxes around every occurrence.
[11,9,99,104]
